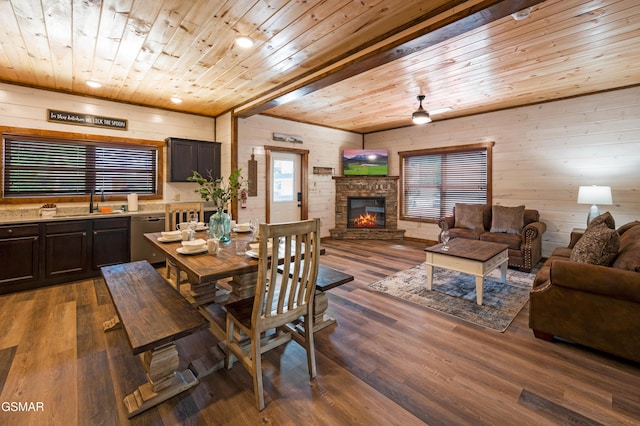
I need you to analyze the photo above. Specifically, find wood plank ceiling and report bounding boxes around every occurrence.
[0,0,638,134]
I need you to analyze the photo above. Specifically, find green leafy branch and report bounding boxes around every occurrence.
[187,169,247,210]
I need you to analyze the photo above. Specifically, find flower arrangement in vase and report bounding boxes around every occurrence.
[188,169,247,242]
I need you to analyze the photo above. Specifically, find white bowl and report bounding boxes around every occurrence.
[236,223,251,232]
[161,230,181,238]
[181,238,206,252]
[182,238,206,247]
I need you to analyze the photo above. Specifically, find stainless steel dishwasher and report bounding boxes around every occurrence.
[130,214,166,264]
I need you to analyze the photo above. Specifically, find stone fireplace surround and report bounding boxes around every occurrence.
[329,176,405,240]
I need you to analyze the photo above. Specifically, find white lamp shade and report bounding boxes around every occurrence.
[577,186,612,205]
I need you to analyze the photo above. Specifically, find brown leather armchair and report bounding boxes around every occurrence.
[438,205,546,272]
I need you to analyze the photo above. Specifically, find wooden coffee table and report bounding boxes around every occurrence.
[424,239,509,305]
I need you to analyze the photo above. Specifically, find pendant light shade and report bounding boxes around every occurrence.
[412,95,431,124]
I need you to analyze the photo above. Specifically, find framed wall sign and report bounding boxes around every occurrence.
[47,109,128,130]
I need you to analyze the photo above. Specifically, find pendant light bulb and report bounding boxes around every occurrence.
[412,95,431,124]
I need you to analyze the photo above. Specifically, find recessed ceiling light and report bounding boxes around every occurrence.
[86,80,102,88]
[511,7,532,21]
[170,96,183,104]
[235,36,254,49]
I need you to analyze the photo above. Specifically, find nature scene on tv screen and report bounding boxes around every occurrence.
[343,149,389,176]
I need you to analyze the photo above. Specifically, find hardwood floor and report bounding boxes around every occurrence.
[0,239,638,425]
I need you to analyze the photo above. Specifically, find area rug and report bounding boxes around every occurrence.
[367,264,534,332]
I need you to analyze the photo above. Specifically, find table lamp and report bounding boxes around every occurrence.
[577,185,612,226]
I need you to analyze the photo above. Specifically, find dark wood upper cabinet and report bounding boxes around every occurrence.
[166,137,221,182]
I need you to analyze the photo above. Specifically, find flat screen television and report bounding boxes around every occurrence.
[342,149,389,176]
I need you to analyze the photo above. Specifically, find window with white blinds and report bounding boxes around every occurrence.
[400,143,493,221]
[3,135,158,198]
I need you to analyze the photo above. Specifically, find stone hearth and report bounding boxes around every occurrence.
[330,176,405,240]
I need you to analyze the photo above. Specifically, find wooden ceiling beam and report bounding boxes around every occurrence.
[235,0,547,118]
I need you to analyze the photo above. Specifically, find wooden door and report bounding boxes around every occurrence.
[265,146,309,224]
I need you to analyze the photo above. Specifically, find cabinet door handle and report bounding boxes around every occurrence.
[7,229,12,234]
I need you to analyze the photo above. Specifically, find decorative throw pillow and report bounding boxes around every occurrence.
[570,223,620,266]
[454,203,485,231]
[490,205,525,235]
[588,211,615,230]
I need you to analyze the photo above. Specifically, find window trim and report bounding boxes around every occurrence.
[1,126,164,204]
[398,142,494,223]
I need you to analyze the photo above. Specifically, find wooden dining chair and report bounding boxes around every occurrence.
[224,218,321,411]
[164,202,204,290]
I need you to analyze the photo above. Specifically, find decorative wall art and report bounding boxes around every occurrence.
[273,132,303,143]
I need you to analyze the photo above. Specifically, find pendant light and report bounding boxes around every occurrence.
[412,95,431,124]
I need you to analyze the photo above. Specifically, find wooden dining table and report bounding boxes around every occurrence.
[145,229,259,306]
[144,229,350,379]
[144,231,354,331]
[144,230,335,319]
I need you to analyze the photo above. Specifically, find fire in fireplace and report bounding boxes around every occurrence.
[347,197,385,228]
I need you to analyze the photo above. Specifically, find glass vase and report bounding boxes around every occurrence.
[209,210,231,242]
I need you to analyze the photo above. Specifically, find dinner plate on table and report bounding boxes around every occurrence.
[158,236,181,243]
[177,246,207,255]
[245,249,274,258]
[245,250,259,258]
[195,225,208,232]
[233,228,252,233]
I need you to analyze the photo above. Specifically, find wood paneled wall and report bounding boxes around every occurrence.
[236,115,362,236]
[2,82,638,255]
[0,82,216,207]
[364,86,640,256]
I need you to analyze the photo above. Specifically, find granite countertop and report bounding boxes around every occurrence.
[0,209,159,226]
[0,203,218,226]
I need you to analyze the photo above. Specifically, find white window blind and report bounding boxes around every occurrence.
[3,136,158,197]
[400,143,492,221]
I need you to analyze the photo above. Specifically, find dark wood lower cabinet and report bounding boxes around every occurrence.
[0,216,131,294]
[44,220,90,281]
[92,217,130,269]
[0,224,40,292]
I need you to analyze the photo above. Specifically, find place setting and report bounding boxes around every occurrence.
[177,238,208,255]
[232,222,252,233]
[244,240,273,258]
[157,230,182,243]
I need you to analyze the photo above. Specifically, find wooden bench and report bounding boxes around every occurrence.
[101,260,210,418]
[278,263,354,332]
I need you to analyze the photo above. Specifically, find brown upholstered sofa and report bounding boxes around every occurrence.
[438,204,546,272]
[529,216,640,363]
